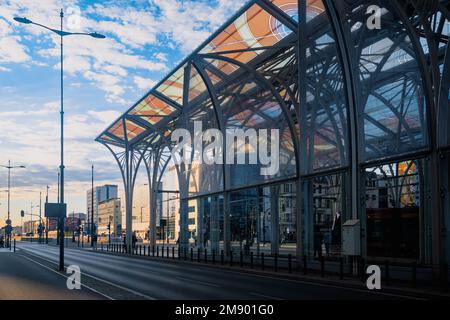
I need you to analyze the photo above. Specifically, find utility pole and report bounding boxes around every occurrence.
[72,211,75,242]
[91,164,94,247]
[46,186,49,244]
[13,8,105,272]
[39,191,42,244]
[57,171,60,245]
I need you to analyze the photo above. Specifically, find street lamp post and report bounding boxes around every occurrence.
[45,185,49,244]
[72,211,75,242]
[91,164,95,247]
[0,161,25,247]
[39,191,42,244]
[14,9,105,271]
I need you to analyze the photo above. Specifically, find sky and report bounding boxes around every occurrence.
[0,0,245,226]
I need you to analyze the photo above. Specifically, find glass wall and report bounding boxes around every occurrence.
[229,188,260,252]
[279,183,296,251]
[306,173,346,259]
[365,160,422,260]
[339,0,429,162]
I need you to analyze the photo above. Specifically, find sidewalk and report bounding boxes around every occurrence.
[0,249,103,300]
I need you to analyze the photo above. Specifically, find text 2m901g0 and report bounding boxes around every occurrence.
[219,305,273,316]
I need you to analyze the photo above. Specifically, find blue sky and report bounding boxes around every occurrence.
[0,0,244,225]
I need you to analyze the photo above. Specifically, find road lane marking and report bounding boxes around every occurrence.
[175,276,221,288]
[20,255,113,300]
[18,243,424,300]
[249,292,283,300]
[20,248,156,300]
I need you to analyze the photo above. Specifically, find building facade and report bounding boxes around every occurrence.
[86,184,118,232]
[98,198,122,236]
[65,213,87,233]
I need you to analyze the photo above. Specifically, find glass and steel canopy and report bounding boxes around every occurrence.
[97,0,450,263]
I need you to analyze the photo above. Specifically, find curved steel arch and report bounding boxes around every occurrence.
[198,53,300,180]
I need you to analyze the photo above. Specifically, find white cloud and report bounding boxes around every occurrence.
[155,52,168,62]
[0,0,246,219]
[133,76,157,90]
[0,18,30,64]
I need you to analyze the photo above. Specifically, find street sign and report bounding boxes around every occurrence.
[44,203,67,218]
[5,225,12,234]
[5,219,11,225]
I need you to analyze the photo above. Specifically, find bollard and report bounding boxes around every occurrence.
[221,250,224,265]
[251,252,254,269]
[230,250,233,267]
[190,248,193,261]
[359,258,366,282]
[152,246,155,257]
[140,245,142,256]
[167,247,169,259]
[13,239,16,252]
[288,254,292,274]
[340,257,344,280]
[162,247,164,258]
[360,258,366,282]
[442,263,449,293]
[157,246,159,257]
[240,250,243,268]
[385,260,390,286]
[320,257,325,278]
[184,247,187,260]
[274,253,278,272]
[411,261,417,288]
[212,250,215,264]
[172,247,175,259]
[204,249,207,264]
[303,255,307,275]
[261,252,265,271]
[197,248,200,262]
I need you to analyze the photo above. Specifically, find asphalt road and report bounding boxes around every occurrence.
[0,248,103,300]
[13,242,414,300]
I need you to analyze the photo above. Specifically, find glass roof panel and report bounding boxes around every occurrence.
[156,66,185,105]
[125,119,146,141]
[108,120,125,141]
[130,94,177,125]
[204,58,239,76]
[100,134,116,142]
[189,66,208,102]
[271,0,325,20]
[200,3,293,64]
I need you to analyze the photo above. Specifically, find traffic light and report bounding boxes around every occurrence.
[20,210,24,217]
